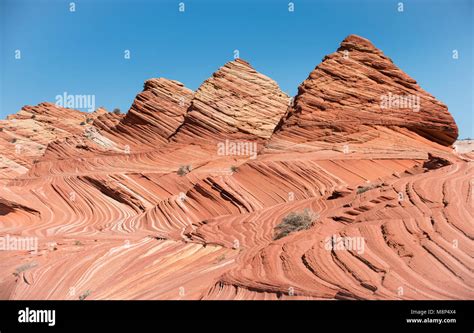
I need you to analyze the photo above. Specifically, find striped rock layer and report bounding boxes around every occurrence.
[272,35,458,147]
[0,35,471,301]
[172,59,290,145]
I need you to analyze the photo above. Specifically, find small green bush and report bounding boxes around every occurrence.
[356,186,371,194]
[177,165,192,176]
[78,290,91,300]
[273,208,318,240]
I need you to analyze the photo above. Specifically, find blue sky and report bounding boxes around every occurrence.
[1,0,472,138]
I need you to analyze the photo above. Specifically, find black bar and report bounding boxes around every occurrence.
[0,300,471,331]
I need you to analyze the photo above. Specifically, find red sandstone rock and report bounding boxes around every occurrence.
[0,35,471,301]
[0,103,103,180]
[272,35,458,147]
[172,59,290,145]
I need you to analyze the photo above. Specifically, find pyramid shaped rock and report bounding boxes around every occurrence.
[107,78,193,147]
[273,35,458,146]
[0,103,101,179]
[172,59,290,144]
[92,109,124,132]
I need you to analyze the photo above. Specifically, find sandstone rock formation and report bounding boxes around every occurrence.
[0,35,471,301]
[172,58,290,145]
[103,78,194,149]
[0,103,104,180]
[272,35,458,147]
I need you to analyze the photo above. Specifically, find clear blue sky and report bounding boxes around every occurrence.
[1,0,472,138]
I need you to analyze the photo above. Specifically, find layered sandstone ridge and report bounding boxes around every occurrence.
[272,35,458,147]
[0,103,104,180]
[0,35,470,301]
[102,78,193,148]
[29,79,192,161]
[172,58,290,144]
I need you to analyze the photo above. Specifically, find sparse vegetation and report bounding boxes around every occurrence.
[230,165,238,173]
[356,186,371,194]
[86,118,93,123]
[31,114,36,119]
[112,108,121,115]
[177,165,192,176]
[11,138,17,143]
[74,240,83,246]
[78,289,91,300]
[273,208,318,240]
[215,254,226,263]
[80,121,86,126]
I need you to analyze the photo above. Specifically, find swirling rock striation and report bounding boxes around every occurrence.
[0,35,470,301]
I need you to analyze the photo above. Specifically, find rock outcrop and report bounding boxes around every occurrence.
[272,35,458,147]
[103,78,194,149]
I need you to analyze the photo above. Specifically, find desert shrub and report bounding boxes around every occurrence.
[230,165,238,173]
[273,208,318,240]
[13,262,37,277]
[80,121,86,126]
[78,290,91,300]
[112,108,121,115]
[177,165,192,176]
[11,138,17,143]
